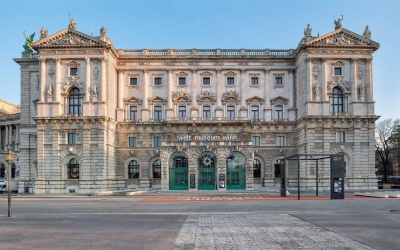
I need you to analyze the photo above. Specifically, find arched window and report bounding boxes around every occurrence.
[253,159,261,178]
[67,158,79,179]
[69,88,82,115]
[153,159,161,178]
[128,160,139,178]
[331,87,343,114]
[0,163,5,178]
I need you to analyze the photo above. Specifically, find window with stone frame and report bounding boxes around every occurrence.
[67,158,79,179]
[128,160,139,178]
[130,77,138,86]
[276,136,285,147]
[68,88,82,115]
[252,136,261,147]
[251,105,259,121]
[227,105,235,119]
[203,105,211,118]
[227,77,235,85]
[331,87,344,114]
[179,106,186,118]
[67,61,80,77]
[275,105,283,120]
[253,159,261,178]
[202,77,211,85]
[130,106,138,120]
[0,163,5,178]
[153,136,162,147]
[129,137,137,147]
[251,77,259,85]
[336,131,345,143]
[178,77,186,86]
[153,159,161,178]
[154,77,162,86]
[68,133,77,144]
[154,106,162,120]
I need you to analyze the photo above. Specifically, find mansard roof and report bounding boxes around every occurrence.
[32,28,106,49]
[305,28,380,50]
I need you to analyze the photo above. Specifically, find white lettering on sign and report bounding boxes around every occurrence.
[177,135,237,142]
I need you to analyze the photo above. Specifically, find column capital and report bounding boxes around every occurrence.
[38,57,46,63]
[191,68,197,73]
[167,68,173,72]
[142,68,149,73]
[240,68,246,73]
[85,57,91,64]
[264,68,270,74]
[216,68,221,73]
[351,57,359,62]
[117,69,125,74]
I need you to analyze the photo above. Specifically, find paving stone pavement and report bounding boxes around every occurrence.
[172,214,374,250]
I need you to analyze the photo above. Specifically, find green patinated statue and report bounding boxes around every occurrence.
[23,32,35,53]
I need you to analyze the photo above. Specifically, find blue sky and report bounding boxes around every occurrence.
[1,0,399,120]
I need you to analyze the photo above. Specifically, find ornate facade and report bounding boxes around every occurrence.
[13,18,380,193]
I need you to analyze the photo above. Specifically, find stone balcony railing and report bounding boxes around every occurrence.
[121,49,294,57]
[123,117,291,123]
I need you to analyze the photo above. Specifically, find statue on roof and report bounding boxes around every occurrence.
[304,24,312,37]
[40,26,48,39]
[334,15,343,30]
[100,26,107,38]
[23,31,35,53]
[68,13,77,30]
[363,25,371,39]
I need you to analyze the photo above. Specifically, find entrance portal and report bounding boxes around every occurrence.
[226,152,246,189]
[169,152,188,190]
[198,152,216,190]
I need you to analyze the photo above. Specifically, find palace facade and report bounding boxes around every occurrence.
[13,18,379,194]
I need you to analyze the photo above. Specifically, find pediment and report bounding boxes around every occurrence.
[172,90,191,103]
[306,28,379,49]
[32,28,106,48]
[197,91,216,103]
[270,96,288,104]
[124,96,142,104]
[222,90,240,103]
[246,96,264,104]
[149,96,167,104]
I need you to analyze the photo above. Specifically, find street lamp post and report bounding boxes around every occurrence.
[2,148,16,217]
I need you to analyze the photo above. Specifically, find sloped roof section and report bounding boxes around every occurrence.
[32,28,106,49]
[306,28,379,50]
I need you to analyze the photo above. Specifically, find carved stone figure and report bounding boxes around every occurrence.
[334,15,343,30]
[358,82,365,96]
[47,84,53,97]
[23,32,35,53]
[40,26,48,39]
[363,25,371,39]
[68,13,77,30]
[304,24,312,37]
[93,84,98,96]
[93,66,99,80]
[313,83,321,99]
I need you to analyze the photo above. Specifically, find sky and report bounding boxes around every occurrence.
[0,0,399,121]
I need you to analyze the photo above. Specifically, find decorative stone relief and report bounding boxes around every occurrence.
[172,90,191,104]
[221,90,240,104]
[308,50,371,55]
[42,33,96,46]
[224,71,237,76]
[357,65,363,80]
[327,76,351,92]
[197,90,216,103]
[312,65,319,80]
[61,77,84,92]
[326,34,354,45]
[36,74,40,91]
[93,66,99,80]
[39,50,103,55]
[48,67,54,78]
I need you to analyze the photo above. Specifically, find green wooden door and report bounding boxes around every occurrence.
[169,153,188,190]
[227,166,246,189]
[198,166,216,190]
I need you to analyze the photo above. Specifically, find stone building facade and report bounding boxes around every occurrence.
[13,18,379,194]
[0,99,21,185]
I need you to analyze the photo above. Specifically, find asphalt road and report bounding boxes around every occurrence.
[0,194,399,249]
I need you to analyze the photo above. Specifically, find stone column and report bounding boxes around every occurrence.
[101,58,106,102]
[264,69,270,121]
[306,58,312,101]
[166,69,173,118]
[288,69,294,108]
[366,58,373,101]
[85,57,91,102]
[215,69,223,118]
[5,126,9,147]
[351,58,358,101]
[40,58,46,102]
[321,58,327,101]
[191,69,198,118]
[239,69,247,117]
[15,126,19,150]
[116,69,124,122]
[142,69,149,121]
[54,58,61,102]
[0,126,2,148]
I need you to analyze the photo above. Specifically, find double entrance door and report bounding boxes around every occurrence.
[198,154,216,190]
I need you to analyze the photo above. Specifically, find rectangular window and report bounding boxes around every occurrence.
[334,67,342,76]
[178,77,186,86]
[70,68,78,76]
[251,77,259,85]
[275,77,282,85]
[275,105,283,120]
[203,106,211,118]
[336,131,345,143]
[251,105,259,121]
[179,106,186,118]
[153,136,161,147]
[154,106,162,120]
[129,137,137,147]
[227,77,234,85]
[203,77,210,85]
[154,77,162,85]
[274,164,281,178]
[252,136,261,147]
[68,133,77,144]
[276,136,285,147]
[130,106,137,120]
[227,105,235,119]
[130,78,138,86]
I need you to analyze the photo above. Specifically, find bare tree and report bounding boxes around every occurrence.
[375,119,400,182]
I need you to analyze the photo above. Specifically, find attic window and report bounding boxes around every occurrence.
[334,67,342,76]
[70,68,78,76]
